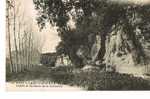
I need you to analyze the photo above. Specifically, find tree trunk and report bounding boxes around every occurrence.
[7,3,13,73]
[68,47,84,68]
[28,32,32,70]
[97,33,106,61]
[18,22,21,72]
[13,1,19,72]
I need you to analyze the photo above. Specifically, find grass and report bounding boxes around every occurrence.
[6,65,150,90]
[6,65,51,82]
[49,66,150,90]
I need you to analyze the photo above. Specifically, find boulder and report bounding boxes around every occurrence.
[82,65,100,72]
[106,64,116,72]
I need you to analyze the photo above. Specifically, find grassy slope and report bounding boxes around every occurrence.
[6,65,150,90]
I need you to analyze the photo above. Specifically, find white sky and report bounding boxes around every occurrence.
[7,0,150,54]
[20,0,61,53]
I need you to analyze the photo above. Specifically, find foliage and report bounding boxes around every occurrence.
[7,65,150,90]
[40,53,57,66]
[33,0,150,66]
[49,67,150,90]
[6,65,51,81]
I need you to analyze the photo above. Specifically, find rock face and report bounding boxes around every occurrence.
[104,26,135,67]
[46,22,150,74]
[75,24,150,75]
[82,65,100,72]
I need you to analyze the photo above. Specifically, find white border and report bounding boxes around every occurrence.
[0,0,6,92]
[0,0,150,99]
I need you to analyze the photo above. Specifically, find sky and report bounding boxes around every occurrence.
[19,0,61,53]
[7,0,150,54]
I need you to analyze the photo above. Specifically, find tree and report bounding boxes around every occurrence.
[6,0,44,73]
[33,0,150,67]
[6,0,13,72]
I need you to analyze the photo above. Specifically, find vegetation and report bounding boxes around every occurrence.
[6,0,43,73]
[49,66,150,90]
[40,53,57,67]
[6,65,150,90]
[33,0,150,67]
[6,0,150,91]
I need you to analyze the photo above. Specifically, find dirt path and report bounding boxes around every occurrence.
[6,65,84,91]
[6,81,83,91]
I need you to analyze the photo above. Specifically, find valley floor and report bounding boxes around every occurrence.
[6,65,150,90]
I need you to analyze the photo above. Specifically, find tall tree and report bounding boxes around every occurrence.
[34,0,150,67]
[6,0,13,72]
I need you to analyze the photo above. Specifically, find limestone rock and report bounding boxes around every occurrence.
[82,65,100,72]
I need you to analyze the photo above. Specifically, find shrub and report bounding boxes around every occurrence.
[7,64,150,90]
[49,68,150,90]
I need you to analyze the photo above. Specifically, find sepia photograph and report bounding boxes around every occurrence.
[6,0,150,91]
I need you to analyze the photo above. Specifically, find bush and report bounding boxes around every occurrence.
[49,66,75,84]
[7,64,150,90]
[50,66,75,73]
[49,67,150,90]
